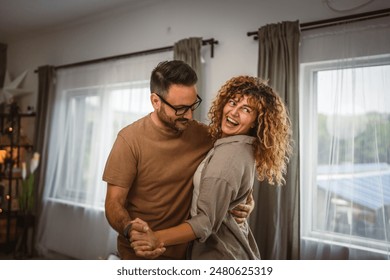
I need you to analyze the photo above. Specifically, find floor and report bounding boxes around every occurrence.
[0,245,67,260]
[0,252,43,260]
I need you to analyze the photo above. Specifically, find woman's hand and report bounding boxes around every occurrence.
[129,218,166,259]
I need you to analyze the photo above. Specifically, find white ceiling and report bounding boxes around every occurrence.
[0,0,389,43]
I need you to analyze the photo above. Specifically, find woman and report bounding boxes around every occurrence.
[130,76,292,259]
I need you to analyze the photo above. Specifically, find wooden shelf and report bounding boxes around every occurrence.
[0,106,35,255]
[0,112,36,118]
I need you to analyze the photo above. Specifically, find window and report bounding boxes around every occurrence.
[300,55,390,257]
[49,81,152,208]
[43,52,172,210]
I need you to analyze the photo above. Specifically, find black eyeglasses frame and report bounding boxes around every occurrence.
[156,94,202,116]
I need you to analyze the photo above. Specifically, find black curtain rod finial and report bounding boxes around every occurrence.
[202,38,219,58]
[247,31,258,40]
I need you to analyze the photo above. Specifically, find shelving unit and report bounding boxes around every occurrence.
[0,102,35,254]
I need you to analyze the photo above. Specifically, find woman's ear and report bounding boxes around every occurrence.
[150,93,160,110]
[248,120,258,136]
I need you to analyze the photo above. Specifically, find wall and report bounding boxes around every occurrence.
[6,0,321,130]
[4,0,390,259]
[6,0,390,123]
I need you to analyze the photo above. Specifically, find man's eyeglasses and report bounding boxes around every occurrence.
[156,94,202,116]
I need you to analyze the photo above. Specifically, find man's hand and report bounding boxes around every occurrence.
[230,190,255,224]
[130,218,166,259]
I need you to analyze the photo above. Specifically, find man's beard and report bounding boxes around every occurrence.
[157,107,190,133]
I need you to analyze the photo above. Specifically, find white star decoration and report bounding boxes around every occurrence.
[0,71,31,104]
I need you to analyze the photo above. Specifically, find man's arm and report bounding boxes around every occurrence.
[105,183,166,259]
[105,183,132,237]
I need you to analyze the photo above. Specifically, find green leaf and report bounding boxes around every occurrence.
[19,174,35,213]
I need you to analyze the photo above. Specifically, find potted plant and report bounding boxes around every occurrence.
[19,152,40,223]
[15,152,39,258]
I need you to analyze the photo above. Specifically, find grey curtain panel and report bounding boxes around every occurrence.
[250,21,300,259]
[173,37,202,76]
[34,66,56,217]
[0,43,7,87]
[173,37,203,120]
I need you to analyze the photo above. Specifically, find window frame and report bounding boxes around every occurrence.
[299,54,390,256]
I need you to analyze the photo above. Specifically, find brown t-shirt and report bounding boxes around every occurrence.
[102,114,212,259]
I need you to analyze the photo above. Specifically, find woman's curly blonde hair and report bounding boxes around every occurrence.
[208,76,293,186]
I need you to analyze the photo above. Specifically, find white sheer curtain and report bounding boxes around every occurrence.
[300,17,390,259]
[36,51,173,259]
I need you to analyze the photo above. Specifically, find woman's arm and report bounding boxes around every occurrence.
[130,218,196,258]
[130,179,235,258]
[156,222,196,246]
[130,218,196,246]
[130,189,252,257]
[130,146,254,256]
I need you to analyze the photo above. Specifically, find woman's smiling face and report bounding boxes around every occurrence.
[221,94,257,137]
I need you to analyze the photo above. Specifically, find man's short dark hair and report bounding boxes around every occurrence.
[150,60,198,97]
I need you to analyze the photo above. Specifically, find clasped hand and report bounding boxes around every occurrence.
[129,218,166,259]
[129,194,254,259]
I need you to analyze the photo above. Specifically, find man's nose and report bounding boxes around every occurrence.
[183,109,193,119]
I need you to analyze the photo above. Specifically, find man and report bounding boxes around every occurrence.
[103,60,253,259]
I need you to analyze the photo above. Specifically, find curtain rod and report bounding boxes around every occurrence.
[247,8,390,39]
[34,38,218,72]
